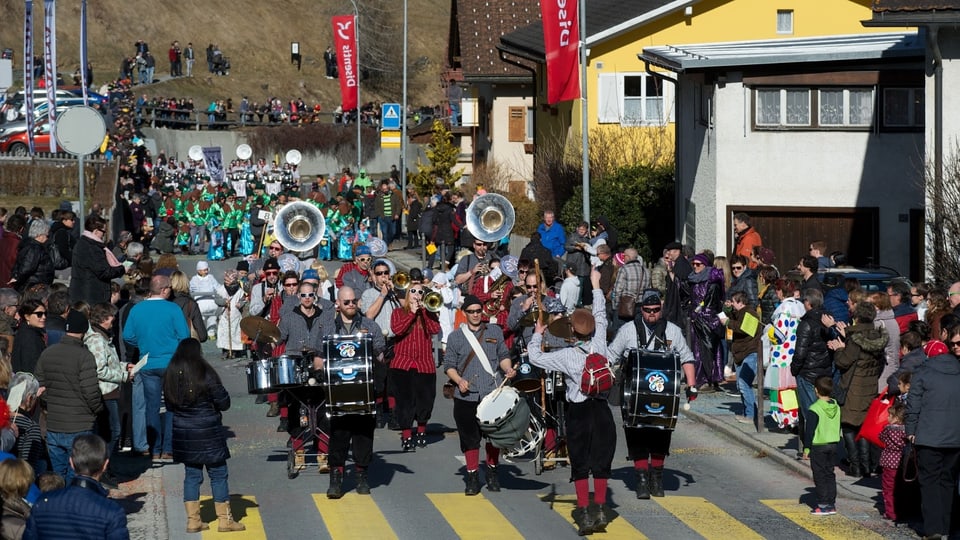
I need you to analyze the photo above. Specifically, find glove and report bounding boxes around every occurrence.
[685,386,698,403]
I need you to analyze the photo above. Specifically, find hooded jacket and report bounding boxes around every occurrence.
[906,353,960,448]
[807,398,841,447]
[791,308,833,383]
[833,323,887,426]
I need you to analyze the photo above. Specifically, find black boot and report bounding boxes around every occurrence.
[588,503,608,533]
[635,468,651,499]
[356,470,371,495]
[842,429,861,477]
[464,470,481,496]
[276,417,289,432]
[650,467,665,497]
[327,468,344,499]
[486,466,500,492]
[857,437,873,478]
[571,505,596,536]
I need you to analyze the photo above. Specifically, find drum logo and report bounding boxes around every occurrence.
[646,371,668,393]
[336,341,359,358]
[518,363,532,375]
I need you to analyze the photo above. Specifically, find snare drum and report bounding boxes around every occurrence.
[621,349,681,430]
[476,386,532,450]
[511,353,542,394]
[321,334,375,416]
[271,354,307,388]
[246,359,274,394]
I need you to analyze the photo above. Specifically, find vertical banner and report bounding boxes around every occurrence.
[24,0,35,154]
[332,14,358,112]
[80,0,88,103]
[202,147,225,183]
[541,0,581,104]
[43,0,57,152]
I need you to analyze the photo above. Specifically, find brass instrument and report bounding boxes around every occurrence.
[481,273,511,318]
[482,299,501,318]
[273,200,327,252]
[465,193,516,243]
[423,289,444,312]
[392,272,411,291]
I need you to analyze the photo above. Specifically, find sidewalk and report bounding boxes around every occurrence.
[384,243,882,504]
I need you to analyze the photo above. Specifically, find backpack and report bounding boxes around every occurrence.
[579,346,615,397]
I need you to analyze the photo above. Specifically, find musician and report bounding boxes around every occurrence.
[318,286,385,499]
[359,260,400,429]
[471,259,513,330]
[249,258,282,322]
[608,289,698,500]
[528,268,614,535]
[443,295,515,495]
[390,282,441,452]
[334,245,374,294]
[507,269,571,350]
[454,239,494,293]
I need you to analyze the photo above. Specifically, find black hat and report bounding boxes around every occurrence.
[664,241,683,251]
[640,289,663,306]
[462,295,482,311]
[236,260,250,272]
[263,257,281,272]
[65,310,89,335]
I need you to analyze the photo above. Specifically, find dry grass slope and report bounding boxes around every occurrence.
[0,0,451,109]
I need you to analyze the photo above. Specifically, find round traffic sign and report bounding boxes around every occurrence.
[54,105,106,156]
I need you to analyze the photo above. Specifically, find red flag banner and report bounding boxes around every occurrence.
[332,15,358,112]
[541,0,580,104]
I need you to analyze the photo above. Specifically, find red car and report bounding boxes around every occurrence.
[0,121,52,156]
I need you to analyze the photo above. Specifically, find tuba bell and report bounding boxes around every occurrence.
[423,289,444,312]
[465,193,515,243]
[273,200,327,252]
[392,272,411,291]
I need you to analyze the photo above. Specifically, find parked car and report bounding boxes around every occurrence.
[0,121,52,156]
[818,266,904,292]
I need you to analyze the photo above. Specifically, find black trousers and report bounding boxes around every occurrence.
[565,399,616,481]
[625,426,673,459]
[327,414,376,468]
[452,398,484,452]
[809,443,837,506]
[917,445,960,536]
[390,368,436,429]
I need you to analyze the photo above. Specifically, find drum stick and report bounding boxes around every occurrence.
[540,373,547,417]
[533,259,545,326]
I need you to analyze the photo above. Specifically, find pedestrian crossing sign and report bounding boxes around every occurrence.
[382,103,401,130]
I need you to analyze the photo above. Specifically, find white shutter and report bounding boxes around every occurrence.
[597,73,620,124]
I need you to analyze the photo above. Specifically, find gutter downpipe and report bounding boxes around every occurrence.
[930,25,943,278]
[645,60,682,244]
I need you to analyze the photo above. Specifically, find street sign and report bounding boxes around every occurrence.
[380,130,401,149]
[382,103,402,130]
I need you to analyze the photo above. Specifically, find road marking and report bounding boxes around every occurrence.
[428,493,523,539]
[655,496,763,540]
[542,495,649,539]
[200,495,264,539]
[313,493,398,539]
[761,499,885,540]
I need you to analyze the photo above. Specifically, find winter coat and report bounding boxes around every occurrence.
[152,219,176,254]
[726,268,758,308]
[168,372,231,465]
[49,221,75,265]
[83,326,129,397]
[887,347,925,396]
[11,324,46,374]
[0,231,21,287]
[10,238,59,292]
[728,305,762,364]
[833,323,887,426]
[564,231,592,277]
[791,308,833,383]
[172,292,207,343]
[24,477,128,539]
[70,234,125,306]
[431,201,456,244]
[874,309,901,394]
[1,495,30,540]
[35,335,104,433]
[906,353,960,448]
[757,284,779,326]
[407,199,422,233]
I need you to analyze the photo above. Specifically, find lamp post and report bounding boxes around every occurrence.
[401,0,408,201]
[349,0,361,173]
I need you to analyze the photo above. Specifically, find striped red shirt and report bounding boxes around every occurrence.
[390,309,440,373]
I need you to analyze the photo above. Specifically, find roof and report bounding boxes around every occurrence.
[498,0,696,61]
[453,0,541,80]
[640,32,924,73]
[867,0,960,24]
[873,0,960,11]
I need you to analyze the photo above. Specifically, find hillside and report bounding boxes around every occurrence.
[0,0,451,110]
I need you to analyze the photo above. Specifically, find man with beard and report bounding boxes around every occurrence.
[360,261,401,429]
[455,239,494,294]
[335,245,374,295]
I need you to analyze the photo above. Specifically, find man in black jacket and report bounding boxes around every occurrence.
[791,288,834,455]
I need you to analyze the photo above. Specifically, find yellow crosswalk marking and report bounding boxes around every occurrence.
[200,495,264,539]
[428,493,523,539]
[313,493,398,540]
[542,495,649,539]
[655,496,763,540]
[761,499,885,540]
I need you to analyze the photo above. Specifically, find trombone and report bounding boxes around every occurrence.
[423,289,444,313]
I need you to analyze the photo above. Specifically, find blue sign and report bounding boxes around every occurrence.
[381,103,402,130]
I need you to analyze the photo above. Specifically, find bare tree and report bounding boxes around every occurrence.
[925,143,960,285]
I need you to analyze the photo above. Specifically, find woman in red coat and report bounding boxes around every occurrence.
[390,283,441,451]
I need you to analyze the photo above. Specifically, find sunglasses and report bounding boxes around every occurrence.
[269,246,282,251]
[525,284,538,290]
[357,257,372,262]
[409,289,425,295]
[950,340,960,347]
[374,271,390,276]
[341,299,358,305]
[518,269,528,274]
[464,309,483,314]
[284,282,299,287]
[641,307,662,314]
[299,293,316,298]
[731,266,743,271]
[473,242,485,247]
[32,311,47,317]
[691,262,704,267]
[265,270,279,275]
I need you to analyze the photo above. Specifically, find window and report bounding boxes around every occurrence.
[508,106,525,142]
[883,88,923,127]
[525,106,534,141]
[597,72,672,126]
[756,88,810,127]
[818,88,874,127]
[777,10,793,34]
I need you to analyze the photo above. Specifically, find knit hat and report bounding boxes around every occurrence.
[236,260,250,272]
[461,295,482,311]
[692,253,710,267]
[65,310,89,335]
[196,260,209,271]
[263,257,281,272]
[924,340,949,357]
[614,252,626,266]
[355,245,372,257]
[301,268,320,282]
[756,246,776,265]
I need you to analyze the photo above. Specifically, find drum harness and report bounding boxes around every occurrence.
[462,324,498,380]
[631,319,670,368]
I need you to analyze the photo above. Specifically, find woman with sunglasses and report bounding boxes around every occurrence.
[687,253,725,392]
[11,299,46,374]
[390,284,441,451]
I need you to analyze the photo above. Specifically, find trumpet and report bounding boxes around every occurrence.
[482,299,501,318]
[423,290,444,313]
[392,272,411,290]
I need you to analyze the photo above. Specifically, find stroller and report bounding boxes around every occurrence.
[212,52,230,76]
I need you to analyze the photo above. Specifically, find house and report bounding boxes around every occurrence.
[640,32,926,277]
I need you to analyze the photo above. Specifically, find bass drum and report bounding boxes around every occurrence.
[321,334,375,416]
[621,349,681,430]
[511,353,542,393]
[476,386,532,450]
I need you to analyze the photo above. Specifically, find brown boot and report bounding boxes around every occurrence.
[184,501,209,533]
[214,501,246,532]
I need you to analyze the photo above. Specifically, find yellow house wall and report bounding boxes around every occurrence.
[569,0,883,142]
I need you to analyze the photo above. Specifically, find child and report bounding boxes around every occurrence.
[896,371,911,404]
[805,376,840,516]
[879,401,907,521]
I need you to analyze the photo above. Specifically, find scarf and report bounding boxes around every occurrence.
[83,230,123,268]
[687,267,710,284]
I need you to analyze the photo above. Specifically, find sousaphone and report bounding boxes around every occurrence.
[465,193,515,243]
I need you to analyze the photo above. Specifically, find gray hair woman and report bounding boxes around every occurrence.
[8,371,45,473]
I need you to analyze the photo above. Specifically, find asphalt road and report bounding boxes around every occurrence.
[130,254,913,539]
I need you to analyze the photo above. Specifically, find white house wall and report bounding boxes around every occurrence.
[490,94,534,182]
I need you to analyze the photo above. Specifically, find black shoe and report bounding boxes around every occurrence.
[327,469,343,499]
[416,433,427,448]
[376,411,388,429]
[571,506,596,536]
[464,470,481,496]
[388,417,401,431]
[356,471,371,495]
[635,469,650,499]
[588,503,608,533]
[277,417,289,432]
[401,437,416,452]
[486,466,500,492]
[255,394,267,404]
[650,467,665,497]
[100,471,119,490]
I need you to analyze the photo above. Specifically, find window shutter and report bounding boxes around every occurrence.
[598,74,620,124]
[508,106,525,142]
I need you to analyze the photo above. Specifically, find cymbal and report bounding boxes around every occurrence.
[519,308,541,327]
[240,316,280,343]
[547,316,573,340]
